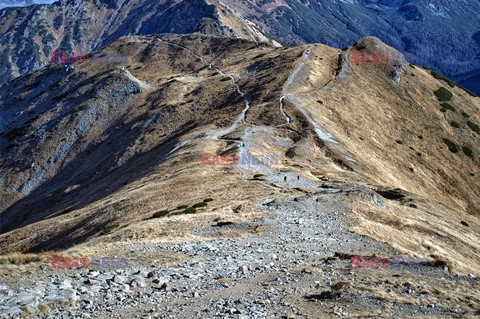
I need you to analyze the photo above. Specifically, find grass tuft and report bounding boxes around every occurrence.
[440,102,455,112]
[0,253,43,265]
[72,104,88,113]
[48,64,63,72]
[52,78,66,89]
[462,146,473,158]
[181,207,197,215]
[150,210,169,219]
[38,303,49,313]
[434,87,453,101]
[192,202,208,208]
[442,138,458,153]
[431,71,456,87]
[450,121,460,128]
[467,121,480,134]
[99,224,119,236]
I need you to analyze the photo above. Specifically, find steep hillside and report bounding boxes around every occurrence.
[0,0,272,86]
[0,34,299,242]
[1,32,479,268]
[0,34,479,318]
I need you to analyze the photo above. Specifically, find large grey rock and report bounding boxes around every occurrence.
[90,285,103,293]
[96,273,114,281]
[131,276,146,288]
[113,275,126,284]
[14,292,36,305]
[1,306,23,316]
[45,293,69,303]
[55,279,72,288]
[32,285,46,295]
[371,194,387,209]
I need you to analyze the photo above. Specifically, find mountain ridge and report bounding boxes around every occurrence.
[0,4,479,318]
[0,0,275,86]
[0,34,478,274]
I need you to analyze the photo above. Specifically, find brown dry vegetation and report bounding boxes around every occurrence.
[0,34,479,280]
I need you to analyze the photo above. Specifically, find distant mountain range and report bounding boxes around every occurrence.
[0,0,479,94]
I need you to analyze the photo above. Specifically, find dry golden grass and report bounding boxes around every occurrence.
[19,306,33,317]
[37,303,50,314]
[0,252,51,265]
[0,35,478,286]
[348,197,480,275]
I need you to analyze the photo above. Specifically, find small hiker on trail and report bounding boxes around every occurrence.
[284,176,287,182]
[297,175,300,181]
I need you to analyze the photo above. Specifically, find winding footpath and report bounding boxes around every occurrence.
[277,46,313,126]
[157,38,251,141]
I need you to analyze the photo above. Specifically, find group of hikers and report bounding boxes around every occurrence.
[284,175,300,182]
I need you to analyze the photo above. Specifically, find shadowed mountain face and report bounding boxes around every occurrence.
[0,34,296,245]
[221,0,480,95]
[0,0,270,86]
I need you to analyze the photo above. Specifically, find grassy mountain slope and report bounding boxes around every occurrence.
[0,35,479,278]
